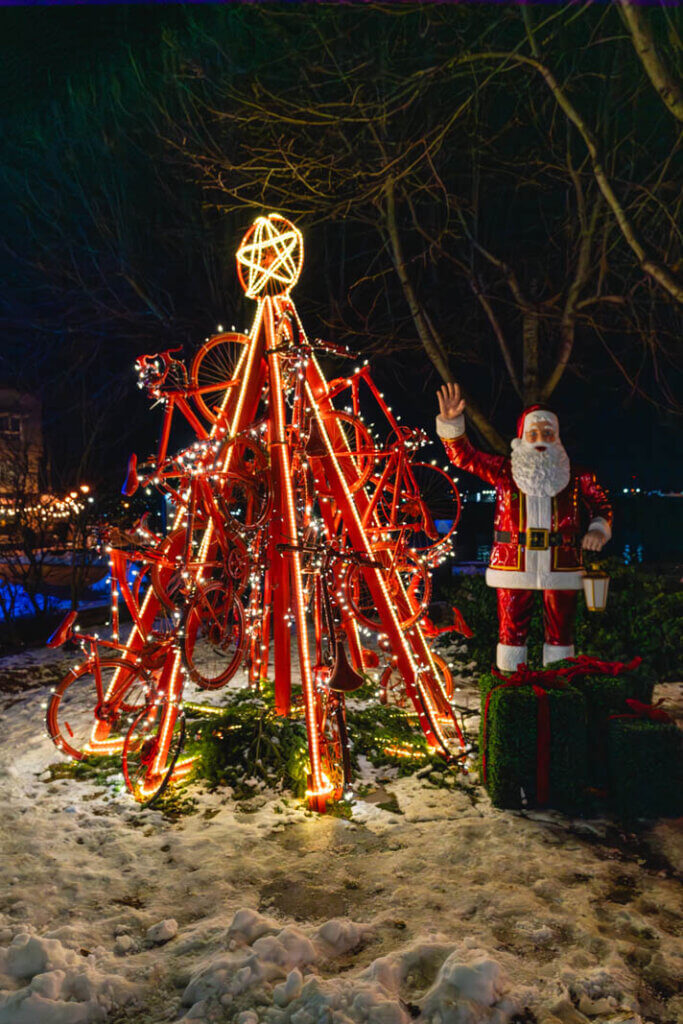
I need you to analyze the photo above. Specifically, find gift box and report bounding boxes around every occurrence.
[548,656,656,785]
[548,655,655,703]
[479,666,587,812]
[607,708,683,820]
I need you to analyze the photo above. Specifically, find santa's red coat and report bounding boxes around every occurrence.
[441,431,612,590]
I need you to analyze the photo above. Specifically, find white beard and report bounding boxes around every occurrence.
[510,438,570,497]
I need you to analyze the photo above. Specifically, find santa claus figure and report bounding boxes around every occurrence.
[436,382,612,671]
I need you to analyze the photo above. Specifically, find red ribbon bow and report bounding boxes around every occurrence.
[482,664,568,806]
[610,698,673,725]
[557,655,642,683]
[491,664,565,688]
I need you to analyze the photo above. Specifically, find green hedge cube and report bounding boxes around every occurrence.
[545,658,656,785]
[607,718,683,820]
[547,658,655,699]
[479,671,587,812]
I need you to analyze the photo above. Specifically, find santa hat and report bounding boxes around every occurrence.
[516,405,559,438]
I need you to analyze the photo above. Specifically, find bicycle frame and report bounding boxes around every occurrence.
[47,213,468,812]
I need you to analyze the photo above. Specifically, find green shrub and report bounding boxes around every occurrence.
[345,704,435,775]
[447,574,503,670]
[576,562,683,683]
[446,564,683,681]
[607,718,683,820]
[187,692,446,799]
[478,670,587,812]
[186,692,310,799]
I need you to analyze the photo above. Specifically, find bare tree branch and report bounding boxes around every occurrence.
[468,278,522,400]
[444,46,683,304]
[617,0,683,123]
[383,177,507,451]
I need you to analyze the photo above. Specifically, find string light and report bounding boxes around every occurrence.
[43,210,467,813]
[236,214,304,299]
[0,486,90,521]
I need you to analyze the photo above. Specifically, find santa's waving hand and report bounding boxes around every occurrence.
[436,383,612,671]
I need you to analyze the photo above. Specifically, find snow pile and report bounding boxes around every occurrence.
[180,910,526,1024]
[182,913,317,1008]
[424,949,505,1006]
[316,917,371,956]
[513,918,555,945]
[228,908,280,945]
[0,932,140,1024]
[558,963,641,1018]
[360,939,527,1024]
[1,645,681,1024]
[1,933,78,978]
[146,918,178,944]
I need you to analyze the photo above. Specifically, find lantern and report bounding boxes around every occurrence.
[583,567,610,612]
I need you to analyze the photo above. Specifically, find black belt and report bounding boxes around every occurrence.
[495,529,572,550]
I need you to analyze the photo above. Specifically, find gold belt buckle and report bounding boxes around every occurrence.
[528,528,549,550]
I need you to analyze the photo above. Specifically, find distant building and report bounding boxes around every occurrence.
[0,390,42,495]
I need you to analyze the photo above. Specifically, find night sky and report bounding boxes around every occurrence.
[1,3,681,500]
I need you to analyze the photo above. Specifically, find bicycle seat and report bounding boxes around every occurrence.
[47,610,77,648]
[328,641,366,693]
[122,453,139,497]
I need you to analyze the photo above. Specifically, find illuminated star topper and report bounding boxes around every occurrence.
[236,213,304,299]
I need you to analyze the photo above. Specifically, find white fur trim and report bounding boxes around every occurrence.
[486,567,584,590]
[436,413,465,439]
[521,409,558,436]
[526,494,552,530]
[543,643,575,666]
[497,644,527,672]
[588,516,612,541]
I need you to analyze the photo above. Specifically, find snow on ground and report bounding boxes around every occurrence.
[0,646,681,1024]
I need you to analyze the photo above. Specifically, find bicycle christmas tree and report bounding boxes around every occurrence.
[46,213,467,810]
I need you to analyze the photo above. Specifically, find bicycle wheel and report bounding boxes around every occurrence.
[393,462,461,556]
[215,532,247,597]
[412,663,464,759]
[122,702,186,806]
[429,652,454,701]
[367,462,460,556]
[190,332,250,424]
[318,690,352,799]
[380,652,452,707]
[378,664,406,707]
[216,437,272,530]
[46,659,152,761]
[150,522,234,610]
[308,412,375,497]
[183,586,246,689]
[342,547,431,631]
[149,529,186,610]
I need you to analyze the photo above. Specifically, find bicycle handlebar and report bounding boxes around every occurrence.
[312,339,354,358]
[136,347,183,371]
